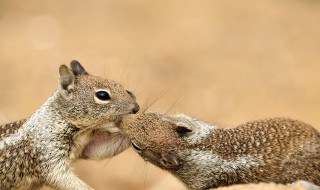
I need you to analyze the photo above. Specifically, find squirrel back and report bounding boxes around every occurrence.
[0,119,26,140]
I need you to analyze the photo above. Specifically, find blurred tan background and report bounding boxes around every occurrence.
[1,0,320,189]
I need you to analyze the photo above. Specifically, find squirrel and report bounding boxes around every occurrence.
[0,60,139,190]
[119,112,320,190]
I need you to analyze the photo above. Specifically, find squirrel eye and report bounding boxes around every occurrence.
[95,91,111,101]
[131,141,142,152]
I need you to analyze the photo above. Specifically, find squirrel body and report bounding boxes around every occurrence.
[0,61,138,190]
[120,113,320,190]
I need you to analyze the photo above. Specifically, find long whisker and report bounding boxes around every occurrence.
[139,159,148,189]
[102,133,125,168]
[143,161,148,190]
[141,90,170,113]
[140,96,152,114]
[165,95,183,114]
[112,133,126,157]
[120,52,131,86]
[102,156,113,168]
[103,62,107,80]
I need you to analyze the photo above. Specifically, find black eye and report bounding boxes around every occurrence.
[95,91,111,101]
[176,126,192,137]
[131,141,142,152]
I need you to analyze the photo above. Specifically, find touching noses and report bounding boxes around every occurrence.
[131,103,140,114]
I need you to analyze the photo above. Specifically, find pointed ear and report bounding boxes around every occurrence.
[176,126,193,137]
[70,60,87,76]
[161,152,181,168]
[59,65,75,99]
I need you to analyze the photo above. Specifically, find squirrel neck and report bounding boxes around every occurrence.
[24,91,79,138]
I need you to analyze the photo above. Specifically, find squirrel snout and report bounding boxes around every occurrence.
[131,103,140,114]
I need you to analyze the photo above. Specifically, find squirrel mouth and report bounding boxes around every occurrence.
[114,115,126,127]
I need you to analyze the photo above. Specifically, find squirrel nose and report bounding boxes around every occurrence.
[132,103,140,114]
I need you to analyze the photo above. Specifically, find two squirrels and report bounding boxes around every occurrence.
[2,60,320,190]
[119,112,320,190]
[0,61,139,190]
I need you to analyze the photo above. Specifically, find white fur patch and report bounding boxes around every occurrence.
[170,114,217,144]
[190,150,260,172]
[290,180,320,190]
[106,127,120,133]
[186,120,216,144]
[176,150,261,189]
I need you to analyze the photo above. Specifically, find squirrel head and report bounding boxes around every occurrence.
[120,113,220,189]
[119,112,202,169]
[56,60,139,128]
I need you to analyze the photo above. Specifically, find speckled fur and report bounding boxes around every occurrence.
[0,119,26,140]
[120,113,320,190]
[0,61,138,190]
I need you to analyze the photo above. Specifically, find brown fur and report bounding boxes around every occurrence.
[0,61,138,190]
[120,113,320,190]
[0,119,26,140]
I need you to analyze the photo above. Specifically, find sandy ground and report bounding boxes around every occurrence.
[1,0,320,190]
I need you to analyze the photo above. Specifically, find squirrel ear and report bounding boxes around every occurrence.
[59,65,75,99]
[70,60,87,76]
[176,126,193,137]
[161,152,181,168]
